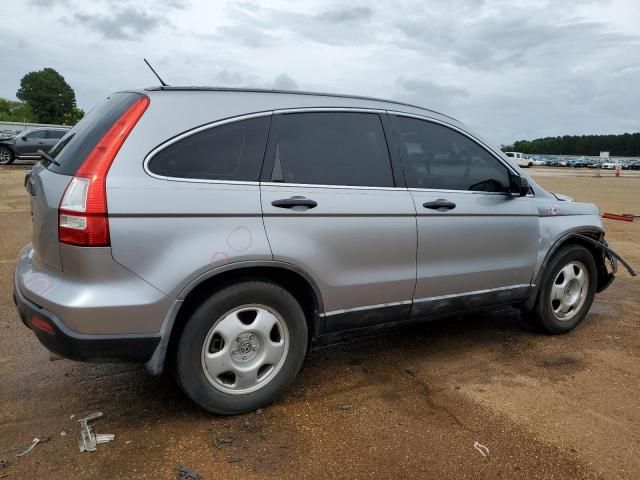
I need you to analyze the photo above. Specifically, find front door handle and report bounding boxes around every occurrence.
[271,196,318,209]
[423,199,456,211]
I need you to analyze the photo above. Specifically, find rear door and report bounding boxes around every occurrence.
[389,114,539,318]
[260,111,417,332]
[16,129,47,156]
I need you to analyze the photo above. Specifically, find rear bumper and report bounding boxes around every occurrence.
[13,277,160,362]
[13,243,168,362]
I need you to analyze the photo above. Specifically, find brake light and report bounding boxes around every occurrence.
[59,96,149,246]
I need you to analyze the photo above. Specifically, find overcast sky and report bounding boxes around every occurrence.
[1,0,638,145]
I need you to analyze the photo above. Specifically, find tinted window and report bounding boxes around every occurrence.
[47,130,67,139]
[148,116,270,181]
[505,152,515,157]
[272,112,393,187]
[46,92,143,175]
[392,116,510,193]
[26,130,46,139]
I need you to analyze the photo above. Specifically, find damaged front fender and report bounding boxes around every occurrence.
[574,234,637,279]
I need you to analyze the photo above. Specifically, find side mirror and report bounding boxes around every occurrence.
[21,136,28,141]
[509,173,529,197]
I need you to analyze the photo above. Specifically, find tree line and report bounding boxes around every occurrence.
[502,133,640,156]
[0,67,84,125]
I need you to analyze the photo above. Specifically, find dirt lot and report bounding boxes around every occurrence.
[0,166,638,479]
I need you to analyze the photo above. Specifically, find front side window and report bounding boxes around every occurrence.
[148,116,271,181]
[392,116,510,193]
[272,112,394,187]
[47,130,66,139]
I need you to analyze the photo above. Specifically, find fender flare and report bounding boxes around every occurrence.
[146,260,325,375]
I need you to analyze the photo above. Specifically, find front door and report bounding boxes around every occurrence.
[389,114,539,318]
[260,111,417,333]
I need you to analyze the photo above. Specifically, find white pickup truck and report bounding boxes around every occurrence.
[505,152,533,168]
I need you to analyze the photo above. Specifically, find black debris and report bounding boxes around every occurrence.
[228,456,242,463]
[176,464,202,480]
[213,437,232,448]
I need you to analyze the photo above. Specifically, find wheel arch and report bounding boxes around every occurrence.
[523,227,608,311]
[146,261,324,375]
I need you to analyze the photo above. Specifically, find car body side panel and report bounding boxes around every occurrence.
[107,182,272,298]
[410,191,539,318]
[260,184,417,317]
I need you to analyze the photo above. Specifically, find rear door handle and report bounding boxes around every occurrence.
[271,196,318,209]
[423,199,456,211]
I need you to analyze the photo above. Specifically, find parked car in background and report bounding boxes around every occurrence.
[13,87,635,414]
[626,161,640,170]
[0,129,22,140]
[0,127,69,165]
[567,157,590,168]
[601,162,621,170]
[505,151,533,167]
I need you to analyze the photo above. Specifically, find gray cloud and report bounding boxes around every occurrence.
[271,74,299,90]
[220,2,375,47]
[71,8,168,40]
[2,0,639,145]
[28,0,71,7]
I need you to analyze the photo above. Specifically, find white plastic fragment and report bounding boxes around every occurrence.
[16,438,40,457]
[474,441,489,457]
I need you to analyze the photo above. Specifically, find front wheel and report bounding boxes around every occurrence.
[175,281,308,414]
[525,244,597,333]
[0,147,14,165]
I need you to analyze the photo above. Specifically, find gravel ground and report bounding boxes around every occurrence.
[0,165,638,479]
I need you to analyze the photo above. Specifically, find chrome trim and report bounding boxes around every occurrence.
[261,181,405,191]
[412,284,530,303]
[321,300,412,317]
[143,111,273,185]
[274,107,386,114]
[320,284,531,316]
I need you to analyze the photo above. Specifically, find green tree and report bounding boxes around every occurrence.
[62,106,85,125]
[0,98,38,122]
[16,68,77,124]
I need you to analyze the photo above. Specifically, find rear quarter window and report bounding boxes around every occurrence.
[147,116,271,181]
[45,92,143,175]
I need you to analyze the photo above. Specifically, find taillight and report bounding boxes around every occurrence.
[59,95,149,247]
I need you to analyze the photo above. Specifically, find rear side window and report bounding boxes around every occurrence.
[271,112,394,187]
[26,130,46,139]
[148,116,271,181]
[392,116,510,193]
[46,92,143,175]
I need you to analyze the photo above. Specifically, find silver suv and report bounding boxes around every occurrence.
[13,88,635,414]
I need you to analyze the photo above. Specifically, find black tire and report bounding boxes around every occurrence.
[0,146,14,165]
[526,244,597,334]
[175,281,308,415]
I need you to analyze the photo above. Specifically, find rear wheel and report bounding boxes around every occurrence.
[175,281,308,414]
[0,147,14,165]
[526,244,597,333]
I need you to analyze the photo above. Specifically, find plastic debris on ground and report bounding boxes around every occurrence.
[473,441,490,457]
[77,412,115,453]
[176,465,202,480]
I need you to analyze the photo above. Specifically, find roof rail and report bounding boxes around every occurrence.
[144,85,459,122]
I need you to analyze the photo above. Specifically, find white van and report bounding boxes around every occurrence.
[505,152,533,168]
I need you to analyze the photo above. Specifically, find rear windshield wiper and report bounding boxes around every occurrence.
[37,149,61,167]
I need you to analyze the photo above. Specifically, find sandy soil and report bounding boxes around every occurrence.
[0,165,638,479]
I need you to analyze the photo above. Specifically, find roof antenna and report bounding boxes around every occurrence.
[143,58,168,87]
